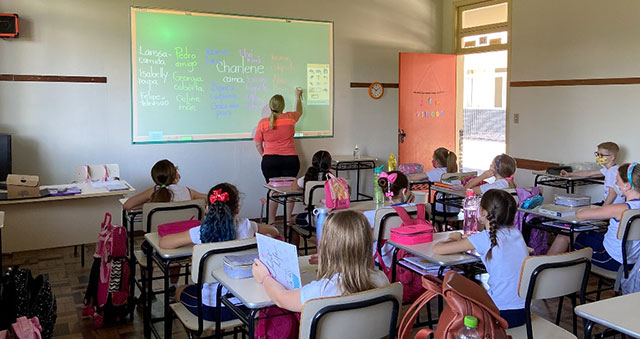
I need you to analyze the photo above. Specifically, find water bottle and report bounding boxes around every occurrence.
[388,153,397,171]
[456,315,480,339]
[463,189,479,235]
[353,145,360,159]
[313,207,329,244]
[373,165,385,204]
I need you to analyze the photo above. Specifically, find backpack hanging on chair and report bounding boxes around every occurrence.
[375,204,434,302]
[324,173,350,210]
[82,213,131,328]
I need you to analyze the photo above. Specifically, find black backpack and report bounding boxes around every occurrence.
[0,268,57,339]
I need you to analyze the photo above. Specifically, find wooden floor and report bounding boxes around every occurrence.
[0,232,625,338]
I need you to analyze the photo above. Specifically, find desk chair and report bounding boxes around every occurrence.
[291,180,325,254]
[299,282,402,339]
[170,238,256,338]
[134,200,205,328]
[430,172,477,230]
[506,248,592,339]
[589,209,640,300]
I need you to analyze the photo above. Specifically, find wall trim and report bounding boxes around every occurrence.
[510,77,640,87]
[0,74,107,83]
[514,157,559,171]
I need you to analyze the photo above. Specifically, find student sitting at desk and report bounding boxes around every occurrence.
[427,147,460,217]
[433,189,528,328]
[560,141,624,205]
[464,154,517,195]
[289,150,333,246]
[122,159,206,210]
[252,210,389,313]
[548,163,640,270]
[159,183,279,321]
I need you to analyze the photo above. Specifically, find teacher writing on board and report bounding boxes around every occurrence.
[254,88,303,225]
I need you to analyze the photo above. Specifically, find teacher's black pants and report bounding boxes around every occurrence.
[261,155,300,182]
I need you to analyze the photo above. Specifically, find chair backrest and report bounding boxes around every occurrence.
[373,205,420,252]
[618,208,640,241]
[191,237,257,284]
[517,248,592,300]
[299,282,403,339]
[441,171,477,181]
[0,211,4,230]
[304,180,327,208]
[74,164,120,182]
[141,199,206,233]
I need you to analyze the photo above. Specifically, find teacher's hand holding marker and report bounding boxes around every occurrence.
[253,87,304,225]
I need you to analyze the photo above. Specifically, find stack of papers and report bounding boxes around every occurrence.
[537,204,576,217]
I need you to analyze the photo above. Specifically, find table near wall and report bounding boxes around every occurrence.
[0,181,135,253]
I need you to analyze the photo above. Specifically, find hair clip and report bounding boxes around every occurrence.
[160,184,167,188]
[385,191,394,198]
[209,189,230,204]
[379,172,397,183]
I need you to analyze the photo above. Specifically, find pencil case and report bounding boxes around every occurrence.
[268,177,296,187]
[390,224,434,245]
[546,166,573,175]
[224,253,259,279]
[554,193,591,207]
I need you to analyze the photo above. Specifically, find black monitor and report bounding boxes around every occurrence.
[0,134,11,181]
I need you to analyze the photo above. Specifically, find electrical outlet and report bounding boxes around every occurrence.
[513,113,519,124]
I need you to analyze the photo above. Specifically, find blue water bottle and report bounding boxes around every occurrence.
[313,207,329,244]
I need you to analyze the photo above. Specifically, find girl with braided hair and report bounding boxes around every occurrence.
[433,189,528,328]
[159,183,279,321]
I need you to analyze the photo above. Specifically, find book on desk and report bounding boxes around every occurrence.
[537,204,578,217]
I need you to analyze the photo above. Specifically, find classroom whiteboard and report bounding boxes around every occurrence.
[130,7,334,143]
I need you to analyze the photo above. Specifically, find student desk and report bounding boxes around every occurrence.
[143,232,193,339]
[263,184,303,241]
[331,155,377,202]
[388,231,479,280]
[408,173,430,191]
[575,292,640,338]
[0,182,134,254]
[520,205,608,250]
[211,255,317,339]
[532,171,604,194]
[430,185,465,226]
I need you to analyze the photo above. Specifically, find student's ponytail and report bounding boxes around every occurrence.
[150,159,177,203]
[446,151,458,173]
[268,94,285,130]
[200,184,240,243]
[479,189,517,261]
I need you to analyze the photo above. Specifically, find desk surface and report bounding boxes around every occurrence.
[212,255,317,309]
[263,184,303,196]
[389,232,479,266]
[531,171,604,181]
[0,181,135,205]
[431,185,466,198]
[520,204,602,224]
[144,232,193,259]
[575,292,640,337]
[331,155,378,163]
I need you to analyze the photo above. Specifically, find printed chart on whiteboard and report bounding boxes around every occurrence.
[130,7,334,143]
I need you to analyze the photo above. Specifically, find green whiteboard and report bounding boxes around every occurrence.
[130,7,333,143]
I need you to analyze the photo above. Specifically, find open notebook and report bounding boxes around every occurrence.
[256,234,302,290]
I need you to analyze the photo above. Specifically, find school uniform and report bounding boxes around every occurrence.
[479,178,509,194]
[300,270,389,304]
[601,165,625,204]
[468,228,528,328]
[575,199,640,270]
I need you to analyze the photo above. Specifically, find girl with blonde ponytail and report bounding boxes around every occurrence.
[433,189,528,328]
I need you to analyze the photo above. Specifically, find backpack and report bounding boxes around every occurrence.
[514,187,549,255]
[0,268,56,339]
[324,173,350,210]
[82,213,131,328]
[399,272,510,339]
[0,316,42,339]
[254,306,300,339]
[375,204,430,302]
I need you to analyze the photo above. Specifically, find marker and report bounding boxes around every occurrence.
[296,87,303,101]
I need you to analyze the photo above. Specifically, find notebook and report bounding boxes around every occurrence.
[256,234,302,290]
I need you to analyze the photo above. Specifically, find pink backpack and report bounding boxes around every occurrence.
[157,216,201,237]
[82,213,131,328]
[0,317,42,339]
[375,204,429,302]
[324,173,350,209]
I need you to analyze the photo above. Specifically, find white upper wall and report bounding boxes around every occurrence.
[0,0,442,218]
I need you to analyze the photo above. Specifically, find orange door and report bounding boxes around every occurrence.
[399,53,456,171]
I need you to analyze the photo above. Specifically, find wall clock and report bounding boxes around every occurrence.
[368,82,384,99]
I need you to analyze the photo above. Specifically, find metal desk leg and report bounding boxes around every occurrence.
[569,228,575,251]
[584,319,594,339]
[534,174,540,187]
[248,309,259,339]
[283,198,289,242]
[215,283,223,337]
[391,247,399,282]
[355,163,361,200]
[569,181,574,194]
[265,191,270,225]
[163,259,173,339]
[144,245,152,338]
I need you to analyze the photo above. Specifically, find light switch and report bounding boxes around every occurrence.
[513,113,519,124]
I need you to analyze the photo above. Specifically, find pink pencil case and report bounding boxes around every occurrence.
[390,224,434,245]
[158,216,201,237]
[268,177,296,187]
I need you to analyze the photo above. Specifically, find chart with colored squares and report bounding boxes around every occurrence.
[130,7,334,143]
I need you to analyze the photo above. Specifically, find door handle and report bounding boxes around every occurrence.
[398,129,406,144]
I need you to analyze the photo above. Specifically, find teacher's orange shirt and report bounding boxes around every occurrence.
[254,111,301,156]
